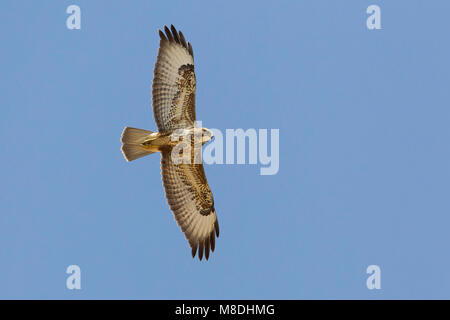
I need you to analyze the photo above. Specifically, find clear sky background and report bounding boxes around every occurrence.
[1,0,449,299]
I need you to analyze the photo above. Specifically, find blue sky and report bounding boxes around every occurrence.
[1,0,450,299]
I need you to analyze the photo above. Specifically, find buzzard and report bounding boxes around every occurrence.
[120,25,219,261]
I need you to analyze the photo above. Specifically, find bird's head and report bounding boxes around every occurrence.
[201,128,214,144]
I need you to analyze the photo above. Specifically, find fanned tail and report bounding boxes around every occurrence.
[121,127,157,161]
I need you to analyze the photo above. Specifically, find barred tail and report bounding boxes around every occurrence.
[121,127,157,161]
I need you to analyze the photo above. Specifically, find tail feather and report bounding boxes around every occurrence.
[121,127,154,144]
[121,127,157,161]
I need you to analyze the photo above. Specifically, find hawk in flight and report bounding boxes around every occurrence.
[120,25,219,261]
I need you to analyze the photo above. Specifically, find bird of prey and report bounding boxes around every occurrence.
[120,25,219,261]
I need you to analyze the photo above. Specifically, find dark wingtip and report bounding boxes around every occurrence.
[179,31,188,48]
[198,242,204,261]
[210,231,215,252]
[188,42,194,57]
[189,218,219,262]
[158,29,167,41]
[214,219,220,238]
[205,239,210,260]
[191,243,198,258]
[159,25,193,57]
[164,25,174,42]
[170,25,180,43]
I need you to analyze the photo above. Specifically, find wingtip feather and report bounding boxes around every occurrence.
[214,219,220,238]
[159,29,167,41]
[170,25,180,43]
[179,31,187,48]
[205,239,210,260]
[164,25,174,42]
[210,232,215,252]
[158,25,193,58]
[188,42,194,57]
[191,244,197,258]
[198,242,204,261]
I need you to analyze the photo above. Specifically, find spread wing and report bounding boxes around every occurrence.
[161,151,219,260]
[152,25,196,132]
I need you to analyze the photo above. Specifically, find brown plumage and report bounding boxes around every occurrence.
[120,25,219,261]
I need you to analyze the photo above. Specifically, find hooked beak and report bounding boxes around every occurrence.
[203,129,214,143]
